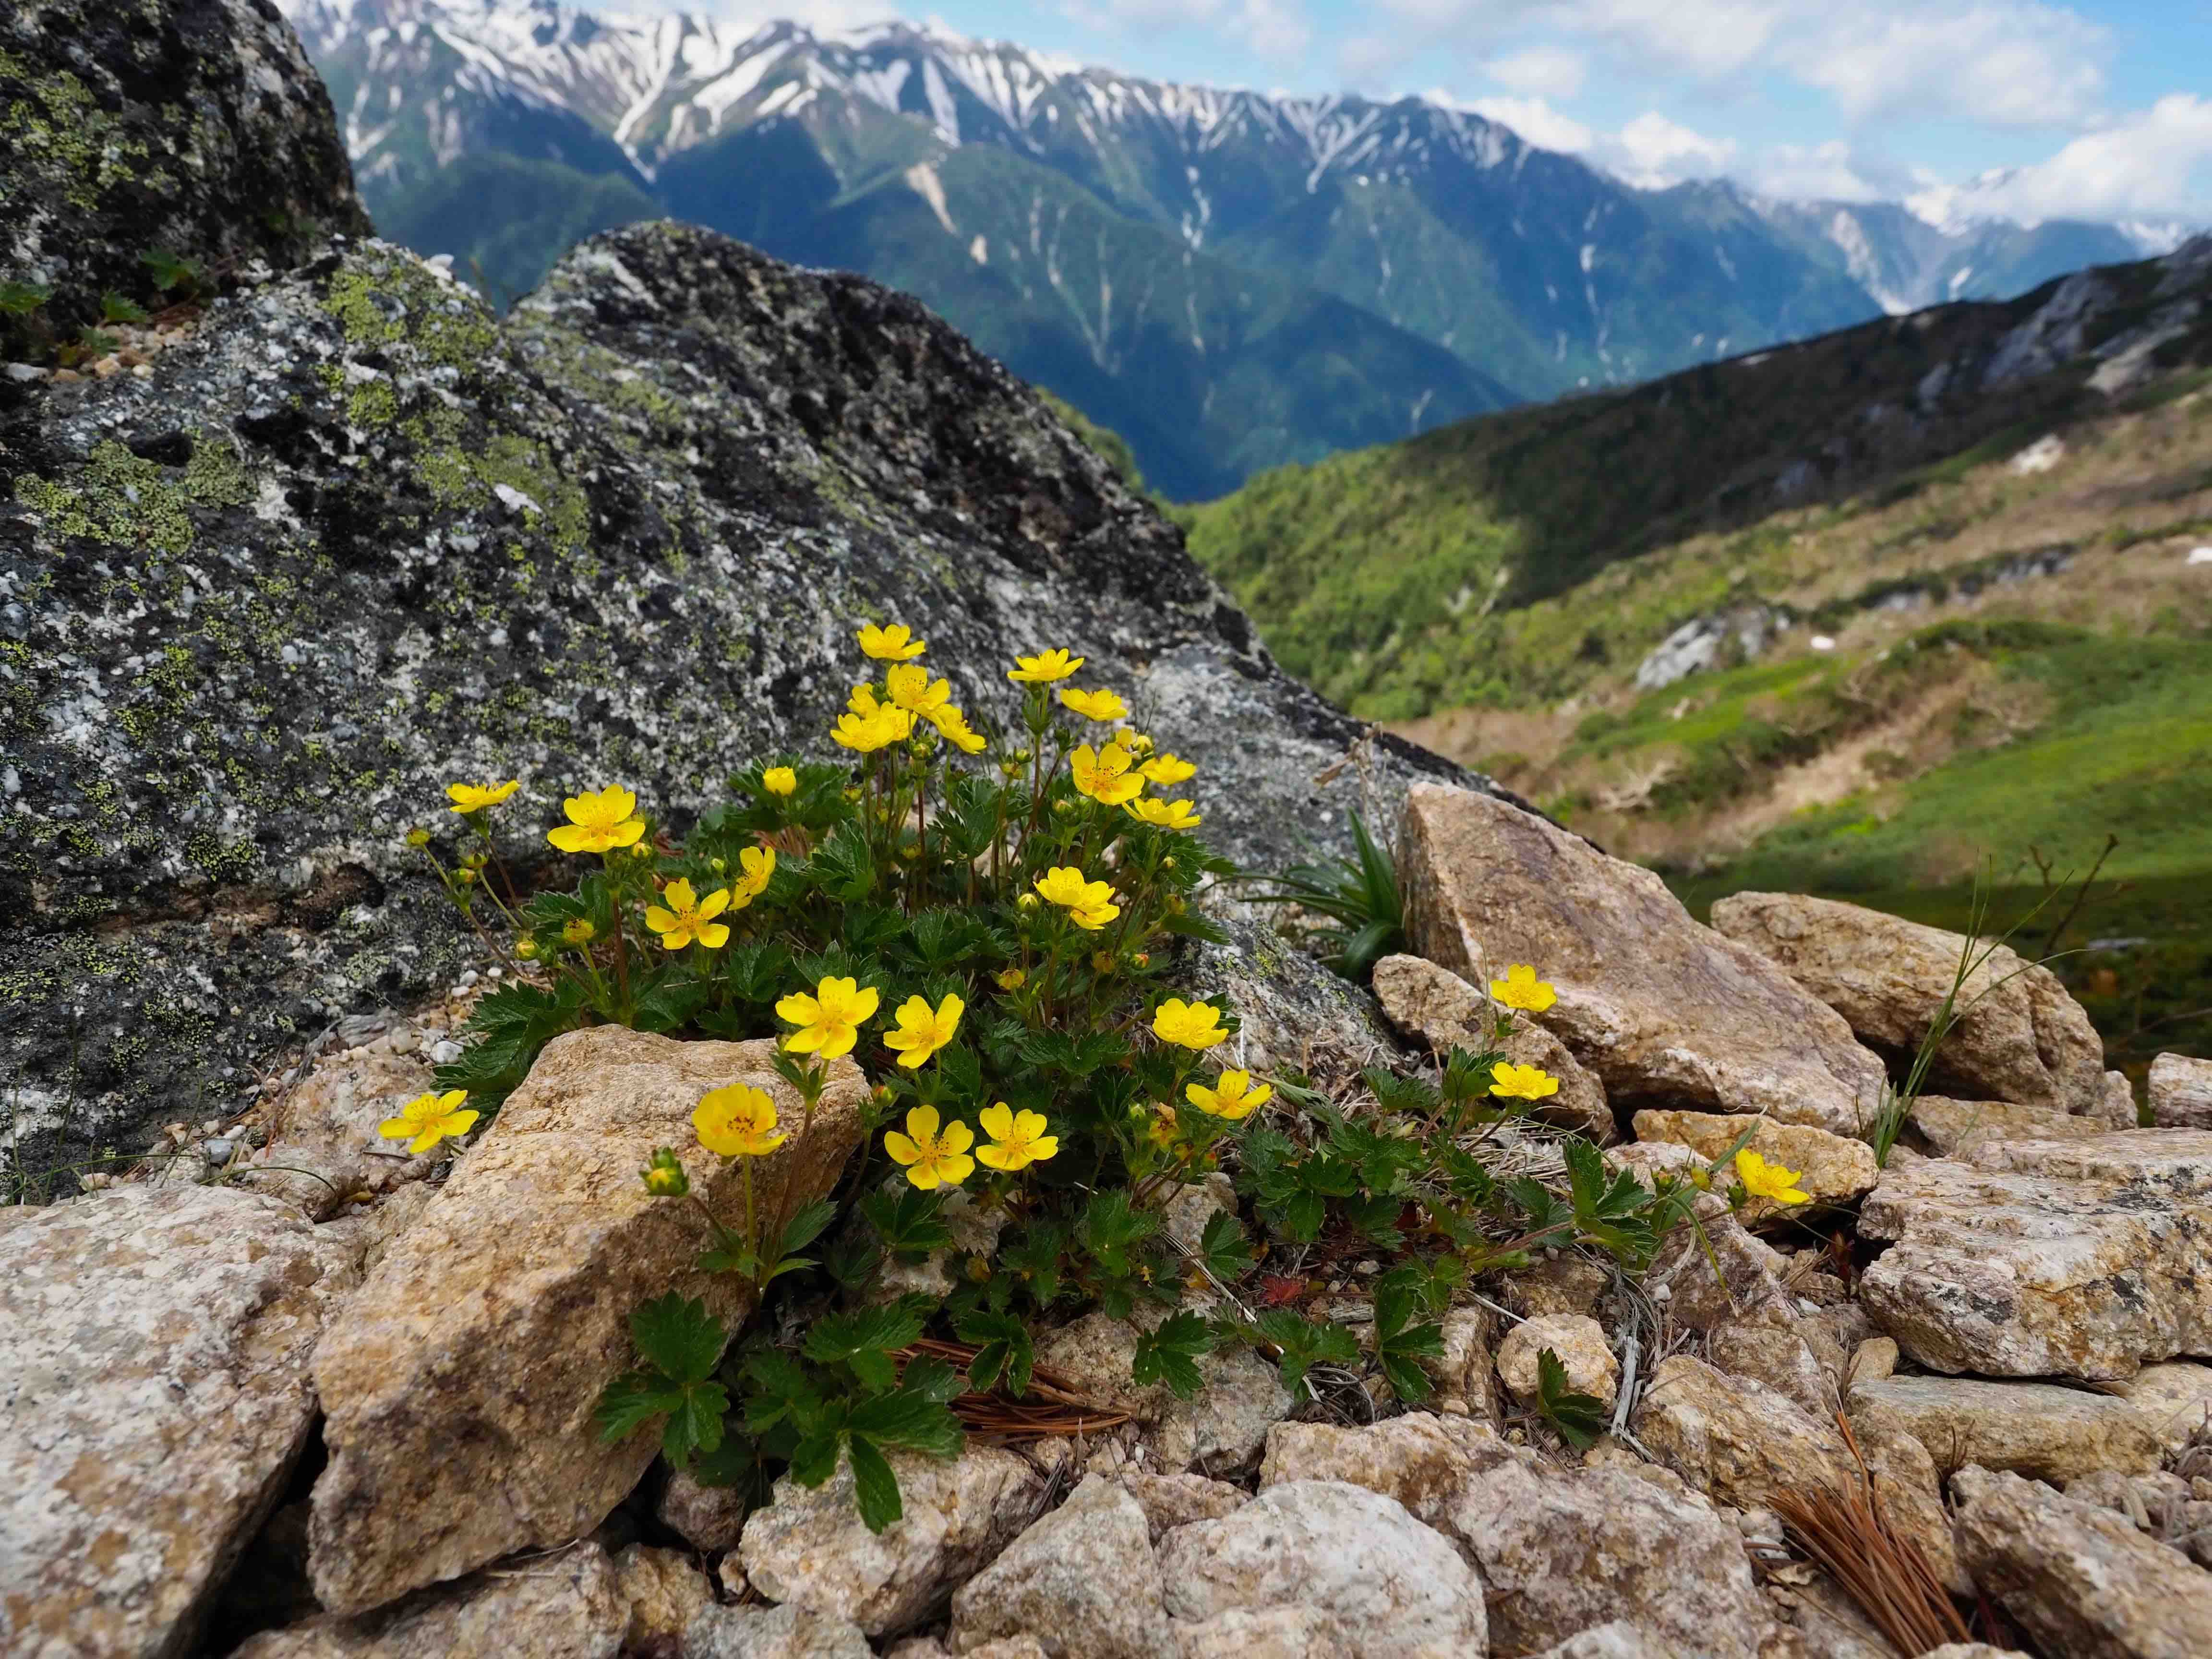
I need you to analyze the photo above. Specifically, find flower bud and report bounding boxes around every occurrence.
[404,827,431,849]
[1051,798,1074,817]
[639,1148,689,1198]
[563,918,596,946]
[1012,748,1034,764]
[1132,952,1150,968]
[842,787,863,804]
[996,967,1026,990]
[456,867,478,886]
[1166,894,1186,914]
[1160,856,1177,869]
[1017,893,1040,912]
[963,1255,992,1284]
[516,938,540,961]
[630,842,654,859]
[711,857,727,874]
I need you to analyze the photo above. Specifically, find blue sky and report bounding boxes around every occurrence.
[617,0,2212,224]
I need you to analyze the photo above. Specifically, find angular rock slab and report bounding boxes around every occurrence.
[1710,891,2112,1118]
[244,1047,441,1220]
[1953,1466,2212,1659]
[309,1027,865,1614]
[1907,1095,2114,1157]
[1858,1130,2212,1380]
[0,1185,359,1659]
[1630,1108,1878,1210]
[1851,1375,2169,1483]
[948,1476,1174,1659]
[229,1543,623,1659]
[2151,1054,2212,1130]
[1399,785,1886,1136]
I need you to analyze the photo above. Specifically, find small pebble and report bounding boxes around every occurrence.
[430,1039,464,1065]
[204,1139,236,1166]
[132,363,153,379]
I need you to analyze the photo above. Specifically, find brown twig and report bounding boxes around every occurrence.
[898,1338,1134,1438]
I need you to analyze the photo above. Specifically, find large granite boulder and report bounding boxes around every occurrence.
[308,1027,866,1615]
[1710,891,2113,1118]
[0,1,1494,1185]
[0,1185,359,1658]
[0,0,367,341]
[1398,785,1887,1137]
[1857,1130,2212,1380]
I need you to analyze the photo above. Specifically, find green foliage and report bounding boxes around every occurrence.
[140,246,208,297]
[0,278,51,315]
[99,290,148,325]
[1370,1265,1447,1403]
[1253,1310,1361,1398]
[1248,811,1405,980]
[1532,1347,1609,1450]
[1132,1310,1217,1398]
[595,1293,730,1469]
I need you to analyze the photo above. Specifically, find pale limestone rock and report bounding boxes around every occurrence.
[1444,1451,1777,1659]
[1953,1465,2212,1658]
[1857,1130,2212,1379]
[1630,1110,1877,1211]
[686,1602,875,1659]
[2103,1070,2143,1129]
[739,1447,1044,1636]
[1,1186,360,1659]
[1424,1305,1502,1419]
[1173,1606,1346,1658]
[1158,1481,1488,1659]
[242,1047,440,1218]
[1503,1252,1614,1319]
[1497,1312,1620,1409]
[1922,1648,2032,1659]
[1034,1311,1290,1472]
[2125,1361,2212,1455]
[659,1467,752,1552]
[1710,891,2108,1117]
[1850,1401,1969,1592]
[949,1476,1174,1659]
[1398,786,1887,1137]
[229,1543,624,1659]
[1767,1570,1908,1659]
[1850,1376,2165,1481]
[2151,1054,2212,1130]
[1907,1095,2112,1156]
[1645,1197,1795,1330]
[612,1544,712,1652]
[1848,1337,1899,1387]
[1258,1413,1506,1527]
[1708,1324,1833,1417]
[1163,1173,1238,1252]
[1118,1471,1249,1543]
[1526,1624,1685,1658]
[1370,953,1614,1141]
[309,1028,866,1614]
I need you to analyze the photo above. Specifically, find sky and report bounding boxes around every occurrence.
[590,0,2212,226]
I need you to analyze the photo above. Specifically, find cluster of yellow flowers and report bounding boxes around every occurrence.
[835,627,988,754]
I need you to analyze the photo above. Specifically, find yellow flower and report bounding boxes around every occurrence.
[1141,753,1196,786]
[378,1089,479,1154]
[446,779,519,815]
[1070,743,1143,806]
[562,918,596,947]
[762,766,798,797]
[996,967,1026,990]
[1071,904,1119,931]
[1142,1101,1181,1152]
[645,878,732,950]
[927,705,988,754]
[1490,963,1558,1013]
[1034,865,1117,914]
[1489,1062,1560,1101]
[1735,1149,1812,1206]
[775,975,881,1058]
[1008,648,1084,683]
[884,1105,975,1190]
[885,661,951,716]
[858,622,926,661]
[548,785,647,854]
[1128,796,1201,830]
[732,845,776,903]
[832,706,909,753]
[1153,997,1228,1050]
[695,1084,788,1158]
[1186,1069,1271,1121]
[1058,686,1129,722]
[976,1103,1058,1171]
[883,992,964,1069]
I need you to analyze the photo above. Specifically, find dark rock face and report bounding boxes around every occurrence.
[0,215,1480,1181]
[0,0,369,338]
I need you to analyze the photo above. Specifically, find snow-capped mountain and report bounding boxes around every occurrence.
[273,0,2179,497]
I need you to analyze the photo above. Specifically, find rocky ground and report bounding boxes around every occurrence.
[7,6,2212,1659]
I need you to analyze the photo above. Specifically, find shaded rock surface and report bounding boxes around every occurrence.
[948,1475,1173,1659]
[1399,786,1886,1136]
[1906,1094,2113,1157]
[1710,892,2110,1117]
[0,1184,359,1659]
[229,1541,623,1659]
[1857,1130,2212,1379]
[2151,1054,2212,1130]
[687,1602,878,1659]
[1851,1374,2169,1482]
[0,0,368,339]
[611,1543,713,1653]
[309,1028,866,1614]
[1953,1466,2212,1659]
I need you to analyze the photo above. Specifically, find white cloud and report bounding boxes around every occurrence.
[1607,110,1736,186]
[1462,93,1596,153]
[1742,140,1892,202]
[1480,44,1585,97]
[1783,3,2108,127]
[1059,0,1310,61]
[1916,95,2212,224]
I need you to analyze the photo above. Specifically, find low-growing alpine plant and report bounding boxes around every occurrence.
[404,624,1790,1532]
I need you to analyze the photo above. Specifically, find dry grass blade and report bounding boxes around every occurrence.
[900,1337,1134,1439]
[1774,1413,1971,1656]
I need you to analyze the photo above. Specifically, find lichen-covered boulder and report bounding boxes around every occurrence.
[0,0,367,341]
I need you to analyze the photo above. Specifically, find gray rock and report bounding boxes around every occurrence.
[1158,1480,1488,1659]
[948,1475,1174,1659]
[1257,1412,1507,1528]
[1857,1130,2212,1379]
[1179,920,1409,1087]
[1851,1375,2170,1483]
[1173,1607,1347,1657]
[0,1185,359,1659]
[1117,1471,1249,1543]
[1033,1310,1292,1473]
[739,1447,1046,1636]
[1953,1465,2212,1659]
[228,1544,624,1659]
[1907,1095,2114,1156]
[1399,786,1887,1137]
[1527,1624,1685,1659]
[686,1602,876,1659]
[611,1543,713,1654]
[1710,892,2111,1118]
[0,0,366,340]
[658,1467,753,1553]
[2151,1054,2212,1130]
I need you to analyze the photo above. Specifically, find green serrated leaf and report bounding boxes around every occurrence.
[1536,1347,1611,1450]
[631,1293,726,1385]
[661,1380,730,1467]
[847,1435,905,1533]
[595,1370,685,1443]
[1131,1310,1215,1399]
